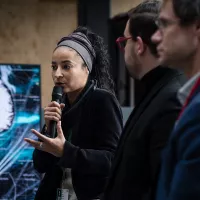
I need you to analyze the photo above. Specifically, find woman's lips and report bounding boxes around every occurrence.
[55,83,65,87]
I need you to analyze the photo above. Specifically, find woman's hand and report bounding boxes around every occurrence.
[24,121,65,157]
[44,102,65,128]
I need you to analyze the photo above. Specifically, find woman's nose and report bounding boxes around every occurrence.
[54,67,63,78]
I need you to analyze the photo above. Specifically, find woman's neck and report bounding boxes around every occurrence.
[67,87,85,105]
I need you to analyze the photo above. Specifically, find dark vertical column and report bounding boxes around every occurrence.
[77,0,110,46]
[108,12,131,105]
[78,0,136,107]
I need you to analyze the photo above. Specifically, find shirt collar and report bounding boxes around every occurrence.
[177,72,200,105]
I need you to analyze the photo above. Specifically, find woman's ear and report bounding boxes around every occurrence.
[85,65,90,75]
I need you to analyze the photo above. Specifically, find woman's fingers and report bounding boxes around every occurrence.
[44,107,62,115]
[44,111,61,122]
[46,101,61,108]
[56,121,64,138]
[44,101,62,111]
[43,102,64,126]
[31,129,50,144]
[24,138,42,149]
[24,125,65,157]
[60,103,65,110]
[44,104,63,121]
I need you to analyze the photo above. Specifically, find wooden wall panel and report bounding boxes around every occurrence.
[0,0,77,107]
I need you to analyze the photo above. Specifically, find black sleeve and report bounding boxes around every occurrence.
[58,91,123,176]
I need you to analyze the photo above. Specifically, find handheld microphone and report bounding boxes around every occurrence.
[47,86,63,138]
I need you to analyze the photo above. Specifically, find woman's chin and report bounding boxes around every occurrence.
[63,88,70,94]
[64,88,77,94]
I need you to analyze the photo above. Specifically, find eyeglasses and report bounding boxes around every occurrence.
[116,36,132,52]
[155,18,180,30]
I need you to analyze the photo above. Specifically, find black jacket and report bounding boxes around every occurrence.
[103,67,186,200]
[33,81,123,200]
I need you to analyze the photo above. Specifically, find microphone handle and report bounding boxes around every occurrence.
[47,98,62,138]
[48,120,57,138]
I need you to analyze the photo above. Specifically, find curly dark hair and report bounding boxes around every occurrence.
[72,26,115,94]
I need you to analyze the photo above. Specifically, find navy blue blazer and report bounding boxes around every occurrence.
[156,78,200,200]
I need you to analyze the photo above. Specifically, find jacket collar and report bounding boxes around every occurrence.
[177,72,200,105]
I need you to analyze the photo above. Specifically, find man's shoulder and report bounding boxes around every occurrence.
[162,68,185,90]
[134,69,185,125]
[91,88,118,104]
[89,88,122,114]
[171,92,200,157]
[155,69,186,104]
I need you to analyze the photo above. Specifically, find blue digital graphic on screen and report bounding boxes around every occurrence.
[0,64,41,200]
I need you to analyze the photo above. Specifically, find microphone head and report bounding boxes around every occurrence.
[52,86,63,102]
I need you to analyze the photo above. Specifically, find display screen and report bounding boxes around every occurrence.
[0,64,41,200]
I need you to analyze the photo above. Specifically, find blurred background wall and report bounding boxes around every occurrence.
[0,0,143,107]
[111,0,143,16]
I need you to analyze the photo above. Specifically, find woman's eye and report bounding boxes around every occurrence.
[51,65,57,70]
[63,65,71,70]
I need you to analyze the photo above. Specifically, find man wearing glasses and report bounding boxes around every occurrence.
[102,1,185,200]
[151,0,200,199]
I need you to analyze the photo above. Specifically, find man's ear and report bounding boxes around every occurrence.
[196,20,200,37]
[136,36,146,55]
[192,20,200,45]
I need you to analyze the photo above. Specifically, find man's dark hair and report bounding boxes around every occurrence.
[167,0,200,25]
[128,0,161,56]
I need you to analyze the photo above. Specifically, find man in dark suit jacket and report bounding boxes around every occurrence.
[151,0,200,199]
[103,1,186,200]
